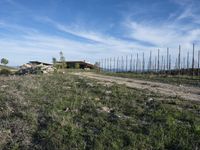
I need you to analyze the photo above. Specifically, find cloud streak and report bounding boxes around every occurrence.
[0,0,200,66]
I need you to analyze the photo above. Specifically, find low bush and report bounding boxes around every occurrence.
[0,68,12,75]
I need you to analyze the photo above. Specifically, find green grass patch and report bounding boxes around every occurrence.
[0,73,200,149]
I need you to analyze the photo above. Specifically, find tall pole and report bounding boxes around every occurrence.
[157,49,160,72]
[130,54,133,72]
[167,48,169,70]
[198,50,200,76]
[149,51,152,72]
[161,55,164,71]
[126,55,128,72]
[178,45,181,75]
[107,58,109,72]
[113,57,116,72]
[121,56,124,72]
[192,43,195,76]
[136,53,138,73]
[169,54,171,74]
[164,58,166,72]
[155,56,157,73]
[142,52,145,73]
[105,58,107,71]
[187,51,189,75]
[116,57,119,72]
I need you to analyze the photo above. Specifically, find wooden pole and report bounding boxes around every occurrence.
[107,58,109,72]
[169,54,171,74]
[187,51,189,75]
[130,54,133,72]
[117,57,119,72]
[192,43,195,76]
[126,55,128,72]
[110,58,112,72]
[155,56,157,73]
[113,57,116,72]
[121,56,124,72]
[142,52,145,73]
[157,49,160,72]
[136,53,138,73]
[149,51,152,72]
[178,45,181,75]
[167,48,169,70]
[198,50,200,76]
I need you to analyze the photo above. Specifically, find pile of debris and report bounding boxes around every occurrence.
[17,63,56,75]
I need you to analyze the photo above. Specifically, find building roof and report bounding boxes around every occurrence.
[29,61,52,66]
[56,61,95,68]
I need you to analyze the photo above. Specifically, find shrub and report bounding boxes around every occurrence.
[0,69,12,75]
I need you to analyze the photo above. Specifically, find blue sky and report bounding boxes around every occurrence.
[0,0,200,65]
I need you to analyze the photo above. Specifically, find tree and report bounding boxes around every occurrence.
[59,51,66,69]
[52,57,57,65]
[1,58,9,66]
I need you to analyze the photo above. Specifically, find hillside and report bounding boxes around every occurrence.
[0,65,18,72]
[0,72,200,149]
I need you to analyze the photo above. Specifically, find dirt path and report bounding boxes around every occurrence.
[73,72,200,101]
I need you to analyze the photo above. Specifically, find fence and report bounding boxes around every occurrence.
[98,44,200,76]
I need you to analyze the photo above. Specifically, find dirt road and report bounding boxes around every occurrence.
[74,72,200,101]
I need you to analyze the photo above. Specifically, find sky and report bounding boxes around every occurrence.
[0,0,200,66]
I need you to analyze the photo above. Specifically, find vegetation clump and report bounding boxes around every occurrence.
[0,68,12,75]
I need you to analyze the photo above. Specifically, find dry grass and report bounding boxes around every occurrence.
[0,72,200,149]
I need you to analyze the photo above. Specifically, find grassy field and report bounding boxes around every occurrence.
[0,72,200,149]
[101,72,200,87]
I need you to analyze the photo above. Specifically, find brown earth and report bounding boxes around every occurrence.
[73,72,200,101]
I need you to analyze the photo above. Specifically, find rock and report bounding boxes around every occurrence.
[64,107,69,112]
[105,90,112,95]
[101,106,111,113]
[64,86,71,90]
[18,63,56,75]
[86,83,94,87]
[1,85,8,88]
[147,98,154,102]
[95,97,100,101]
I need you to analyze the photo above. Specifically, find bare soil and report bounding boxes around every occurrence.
[73,72,200,101]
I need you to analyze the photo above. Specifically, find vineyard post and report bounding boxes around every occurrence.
[142,52,145,73]
[126,55,128,72]
[178,45,181,75]
[169,54,171,75]
[167,48,169,70]
[133,59,135,72]
[113,57,116,72]
[163,58,166,73]
[198,50,200,76]
[149,51,152,72]
[161,55,164,72]
[187,51,189,75]
[155,56,157,73]
[183,57,186,74]
[192,43,195,76]
[157,49,160,72]
[130,54,133,72]
[136,53,138,73]
[121,56,124,72]
[107,58,109,72]
[105,58,107,71]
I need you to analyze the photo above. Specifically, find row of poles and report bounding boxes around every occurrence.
[97,44,200,75]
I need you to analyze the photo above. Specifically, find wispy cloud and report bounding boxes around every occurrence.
[1,0,200,66]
